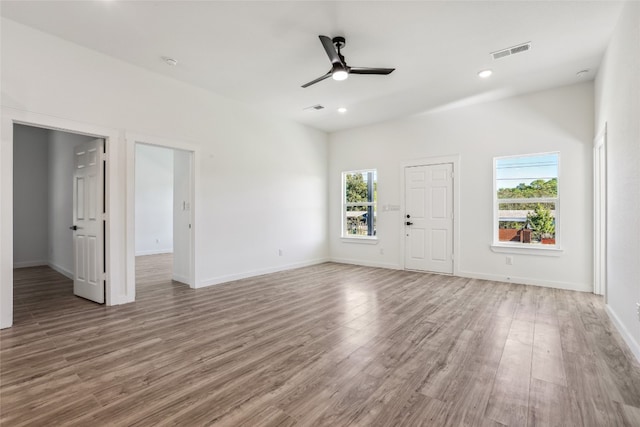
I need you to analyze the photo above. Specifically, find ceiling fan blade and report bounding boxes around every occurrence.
[349,67,395,75]
[301,71,332,88]
[319,35,343,65]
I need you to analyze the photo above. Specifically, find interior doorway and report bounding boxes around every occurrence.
[12,124,107,322]
[133,142,194,291]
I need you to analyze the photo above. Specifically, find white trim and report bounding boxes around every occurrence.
[593,123,607,297]
[13,260,48,268]
[340,237,379,244]
[48,262,74,280]
[399,154,460,276]
[606,305,640,363]
[1,107,127,329]
[457,270,590,292]
[172,274,190,285]
[135,249,174,256]
[126,132,198,290]
[331,257,402,270]
[198,258,329,288]
[490,243,563,256]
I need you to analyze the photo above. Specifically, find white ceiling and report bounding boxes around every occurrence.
[0,1,624,133]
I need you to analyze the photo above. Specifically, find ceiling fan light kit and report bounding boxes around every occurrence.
[302,35,395,88]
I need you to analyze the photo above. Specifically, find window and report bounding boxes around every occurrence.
[494,153,559,247]
[342,170,377,238]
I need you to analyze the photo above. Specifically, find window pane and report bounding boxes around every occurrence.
[498,202,556,244]
[345,171,377,204]
[345,205,377,237]
[496,154,558,199]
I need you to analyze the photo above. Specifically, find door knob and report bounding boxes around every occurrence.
[406,221,413,226]
[406,214,411,218]
[69,225,78,230]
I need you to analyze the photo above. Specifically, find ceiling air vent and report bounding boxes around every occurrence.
[491,42,532,60]
[304,104,325,111]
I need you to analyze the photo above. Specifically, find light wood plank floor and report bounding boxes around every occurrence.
[2,255,640,426]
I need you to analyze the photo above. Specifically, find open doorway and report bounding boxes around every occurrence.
[134,142,194,295]
[12,124,106,323]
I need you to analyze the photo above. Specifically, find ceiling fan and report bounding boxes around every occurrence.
[301,35,395,88]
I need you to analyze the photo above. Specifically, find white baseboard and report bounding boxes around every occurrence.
[327,259,589,292]
[606,305,640,363]
[198,258,329,289]
[172,274,191,286]
[13,260,47,268]
[457,270,591,292]
[135,249,174,256]
[48,262,74,280]
[330,257,402,270]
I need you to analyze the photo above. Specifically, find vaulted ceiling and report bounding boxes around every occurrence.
[1,1,624,132]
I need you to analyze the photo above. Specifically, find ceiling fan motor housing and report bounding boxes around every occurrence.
[332,36,346,50]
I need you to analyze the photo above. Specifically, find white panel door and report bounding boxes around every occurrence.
[72,139,105,303]
[404,164,453,274]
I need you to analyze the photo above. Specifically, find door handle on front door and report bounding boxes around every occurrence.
[406,221,413,226]
[69,225,82,230]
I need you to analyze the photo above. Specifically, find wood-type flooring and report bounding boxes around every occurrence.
[2,254,640,426]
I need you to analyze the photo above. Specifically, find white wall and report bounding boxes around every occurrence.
[135,143,174,256]
[594,1,640,360]
[12,124,49,267]
[48,130,96,278]
[329,82,594,292]
[1,17,328,326]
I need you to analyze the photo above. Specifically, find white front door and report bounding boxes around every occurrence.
[72,139,105,303]
[404,163,453,274]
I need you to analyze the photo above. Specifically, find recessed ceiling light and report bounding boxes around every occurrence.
[576,69,590,78]
[162,57,178,66]
[337,107,348,113]
[478,69,493,79]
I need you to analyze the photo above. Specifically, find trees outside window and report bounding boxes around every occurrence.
[343,170,377,238]
[494,153,559,246]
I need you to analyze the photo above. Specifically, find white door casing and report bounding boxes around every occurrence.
[594,124,607,297]
[72,138,105,303]
[404,163,453,274]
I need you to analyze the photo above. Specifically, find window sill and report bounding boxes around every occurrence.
[490,243,563,257]
[341,236,379,245]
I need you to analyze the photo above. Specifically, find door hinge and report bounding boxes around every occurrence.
[102,272,108,281]
[102,213,108,221]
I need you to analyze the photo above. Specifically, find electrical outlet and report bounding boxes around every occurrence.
[506,256,513,265]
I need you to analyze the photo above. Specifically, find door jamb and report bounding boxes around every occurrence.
[125,132,198,291]
[593,123,607,298]
[400,154,460,275]
[1,107,127,329]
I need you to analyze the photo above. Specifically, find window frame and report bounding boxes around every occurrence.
[341,169,378,241]
[492,152,561,253]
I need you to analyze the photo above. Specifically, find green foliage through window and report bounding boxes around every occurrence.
[343,171,377,237]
